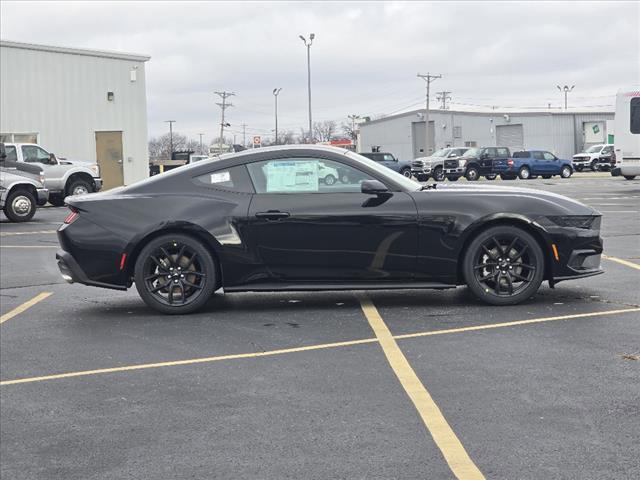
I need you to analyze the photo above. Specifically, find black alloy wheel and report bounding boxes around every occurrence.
[134,234,217,314]
[463,225,544,305]
[465,167,479,181]
[433,167,445,181]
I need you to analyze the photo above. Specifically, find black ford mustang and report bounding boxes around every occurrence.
[57,146,603,314]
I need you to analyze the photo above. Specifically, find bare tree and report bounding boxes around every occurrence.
[313,120,337,142]
[148,132,188,160]
[341,121,357,143]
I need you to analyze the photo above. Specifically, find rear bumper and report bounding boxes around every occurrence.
[56,249,127,291]
[611,167,621,176]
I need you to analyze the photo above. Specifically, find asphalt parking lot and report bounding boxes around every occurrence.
[1,172,639,480]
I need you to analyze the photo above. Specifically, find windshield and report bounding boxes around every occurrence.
[346,151,420,191]
[431,148,451,157]
[463,148,481,157]
[586,145,603,153]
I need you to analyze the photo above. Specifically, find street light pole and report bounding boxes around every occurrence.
[299,33,315,143]
[198,133,204,154]
[273,88,282,145]
[164,120,176,158]
[557,85,575,110]
[347,114,361,149]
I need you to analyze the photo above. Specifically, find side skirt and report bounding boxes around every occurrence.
[224,281,457,293]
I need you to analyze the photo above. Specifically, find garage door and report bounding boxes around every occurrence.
[496,124,524,150]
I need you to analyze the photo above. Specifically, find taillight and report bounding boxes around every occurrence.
[64,208,79,224]
[507,159,514,167]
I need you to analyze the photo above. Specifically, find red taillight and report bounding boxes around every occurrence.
[507,159,514,167]
[64,208,79,224]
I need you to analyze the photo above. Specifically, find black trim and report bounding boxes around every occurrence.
[224,281,456,292]
[553,269,604,283]
[56,250,127,291]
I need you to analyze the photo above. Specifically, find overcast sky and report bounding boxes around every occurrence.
[1,1,638,143]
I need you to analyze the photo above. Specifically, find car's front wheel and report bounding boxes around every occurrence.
[3,189,36,222]
[134,234,217,314]
[401,168,412,178]
[323,174,336,186]
[433,167,445,181]
[560,166,572,178]
[68,179,93,196]
[462,225,544,306]
[590,160,598,171]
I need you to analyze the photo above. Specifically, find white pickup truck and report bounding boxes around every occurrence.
[3,143,102,206]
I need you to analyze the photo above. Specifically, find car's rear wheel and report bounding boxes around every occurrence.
[323,174,336,186]
[560,166,572,178]
[485,174,497,180]
[3,189,36,222]
[462,225,544,306]
[465,167,479,181]
[518,166,531,179]
[433,167,445,181]
[134,234,217,314]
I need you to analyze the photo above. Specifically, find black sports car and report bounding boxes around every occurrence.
[56,146,603,314]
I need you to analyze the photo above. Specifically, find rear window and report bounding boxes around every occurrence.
[513,151,530,158]
[631,97,640,134]
[193,165,254,193]
[4,145,17,161]
[496,148,510,157]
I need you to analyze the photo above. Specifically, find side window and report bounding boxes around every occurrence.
[601,146,613,154]
[193,165,254,193]
[496,148,509,157]
[21,146,50,164]
[543,152,556,161]
[533,152,544,160]
[631,97,640,134]
[246,158,375,194]
[382,154,395,162]
[4,146,17,162]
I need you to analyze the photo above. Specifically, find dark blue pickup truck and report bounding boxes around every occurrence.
[493,150,573,180]
[359,152,413,178]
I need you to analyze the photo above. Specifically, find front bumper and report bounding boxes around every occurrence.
[444,168,464,179]
[93,178,103,192]
[36,188,49,206]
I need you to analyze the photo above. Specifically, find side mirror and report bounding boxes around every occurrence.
[49,153,57,165]
[361,179,389,195]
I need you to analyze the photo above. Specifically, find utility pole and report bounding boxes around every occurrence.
[436,91,452,110]
[417,73,441,155]
[198,133,204,154]
[557,85,575,110]
[347,114,361,148]
[164,120,176,158]
[299,33,315,143]
[241,123,247,147]
[273,88,282,145]
[215,91,235,152]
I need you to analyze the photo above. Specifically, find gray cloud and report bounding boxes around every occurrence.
[1,1,638,143]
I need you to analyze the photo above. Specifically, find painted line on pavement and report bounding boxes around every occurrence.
[359,294,485,480]
[0,230,57,237]
[0,292,53,325]
[603,255,640,271]
[1,307,638,386]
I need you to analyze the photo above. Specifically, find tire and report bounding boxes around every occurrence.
[590,160,597,171]
[624,175,637,180]
[560,166,572,178]
[433,167,445,182]
[3,189,36,222]
[340,173,350,184]
[518,166,531,180]
[465,167,479,181]
[67,178,93,197]
[401,168,412,178]
[500,174,516,180]
[416,173,429,182]
[447,176,460,182]
[134,234,217,314]
[323,174,336,186]
[529,175,538,179]
[542,175,552,179]
[485,174,497,180]
[48,194,66,207]
[462,225,545,306]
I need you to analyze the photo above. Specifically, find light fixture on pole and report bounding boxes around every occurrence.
[299,33,315,143]
[347,114,361,149]
[556,85,575,110]
[273,88,282,145]
[198,133,204,155]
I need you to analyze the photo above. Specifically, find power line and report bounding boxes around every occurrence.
[214,91,235,151]
[436,91,452,110]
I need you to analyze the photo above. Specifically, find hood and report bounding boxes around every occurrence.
[57,157,95,166]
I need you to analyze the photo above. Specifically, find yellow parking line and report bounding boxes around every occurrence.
[603,255,640,271]
[1,306,638,386]
[0,230,57,237]
[359,295,485,480]
[0,292,53,325]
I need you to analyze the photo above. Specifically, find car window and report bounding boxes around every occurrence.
[533,152,544,160]
[496,148,509,157]
[193,165,254,193]
[246,158,374,194]
[631,97,640,134]
[543,152,556,161]
[382,154,395,162]
[21,145,50,164]
[484,148,497,157]
[513,151,529,158]
[601,146,613,154]
[4,145,17,162]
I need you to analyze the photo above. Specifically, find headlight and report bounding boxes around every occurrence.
[458,159,467,167]
[90,164,100,176]
[39,174,46,184]
[546,215,597,229]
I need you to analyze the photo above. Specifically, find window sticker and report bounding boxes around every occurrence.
[266,161,319,192]
[210,171,231,183]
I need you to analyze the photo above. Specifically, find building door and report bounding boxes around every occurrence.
[496,124,524,150]
[95,131,124,190]
[412,121,435,158]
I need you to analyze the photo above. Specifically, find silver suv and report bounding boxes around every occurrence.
[3,143,102,206]
[1,143,49,222]
[411,147,469,181]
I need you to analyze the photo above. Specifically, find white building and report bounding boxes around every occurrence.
[0,40,150,188]
[359,109,615,161]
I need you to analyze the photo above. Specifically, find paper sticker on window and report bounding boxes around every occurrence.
[210,171,231,183]
[266,161,319,192]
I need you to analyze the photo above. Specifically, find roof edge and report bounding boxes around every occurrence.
[0,39,150,62]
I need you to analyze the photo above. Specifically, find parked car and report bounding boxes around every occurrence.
[411,147,469,181]
[3,143,103,206]
[572,144,615,172]
[595,147,616,171]
[57,145,603,314]
[443,147,507,181]
[359,152,412,177]
[0,143,49,222]
[611,87,640,180]
[493,150,573,180]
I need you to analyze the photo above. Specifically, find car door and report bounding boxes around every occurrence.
[542,151,561,174]
[531,151,547,174]
[245,156,418,282]
[479,148,497,174]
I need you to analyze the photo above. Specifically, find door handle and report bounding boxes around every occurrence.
[255,210,290,221]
